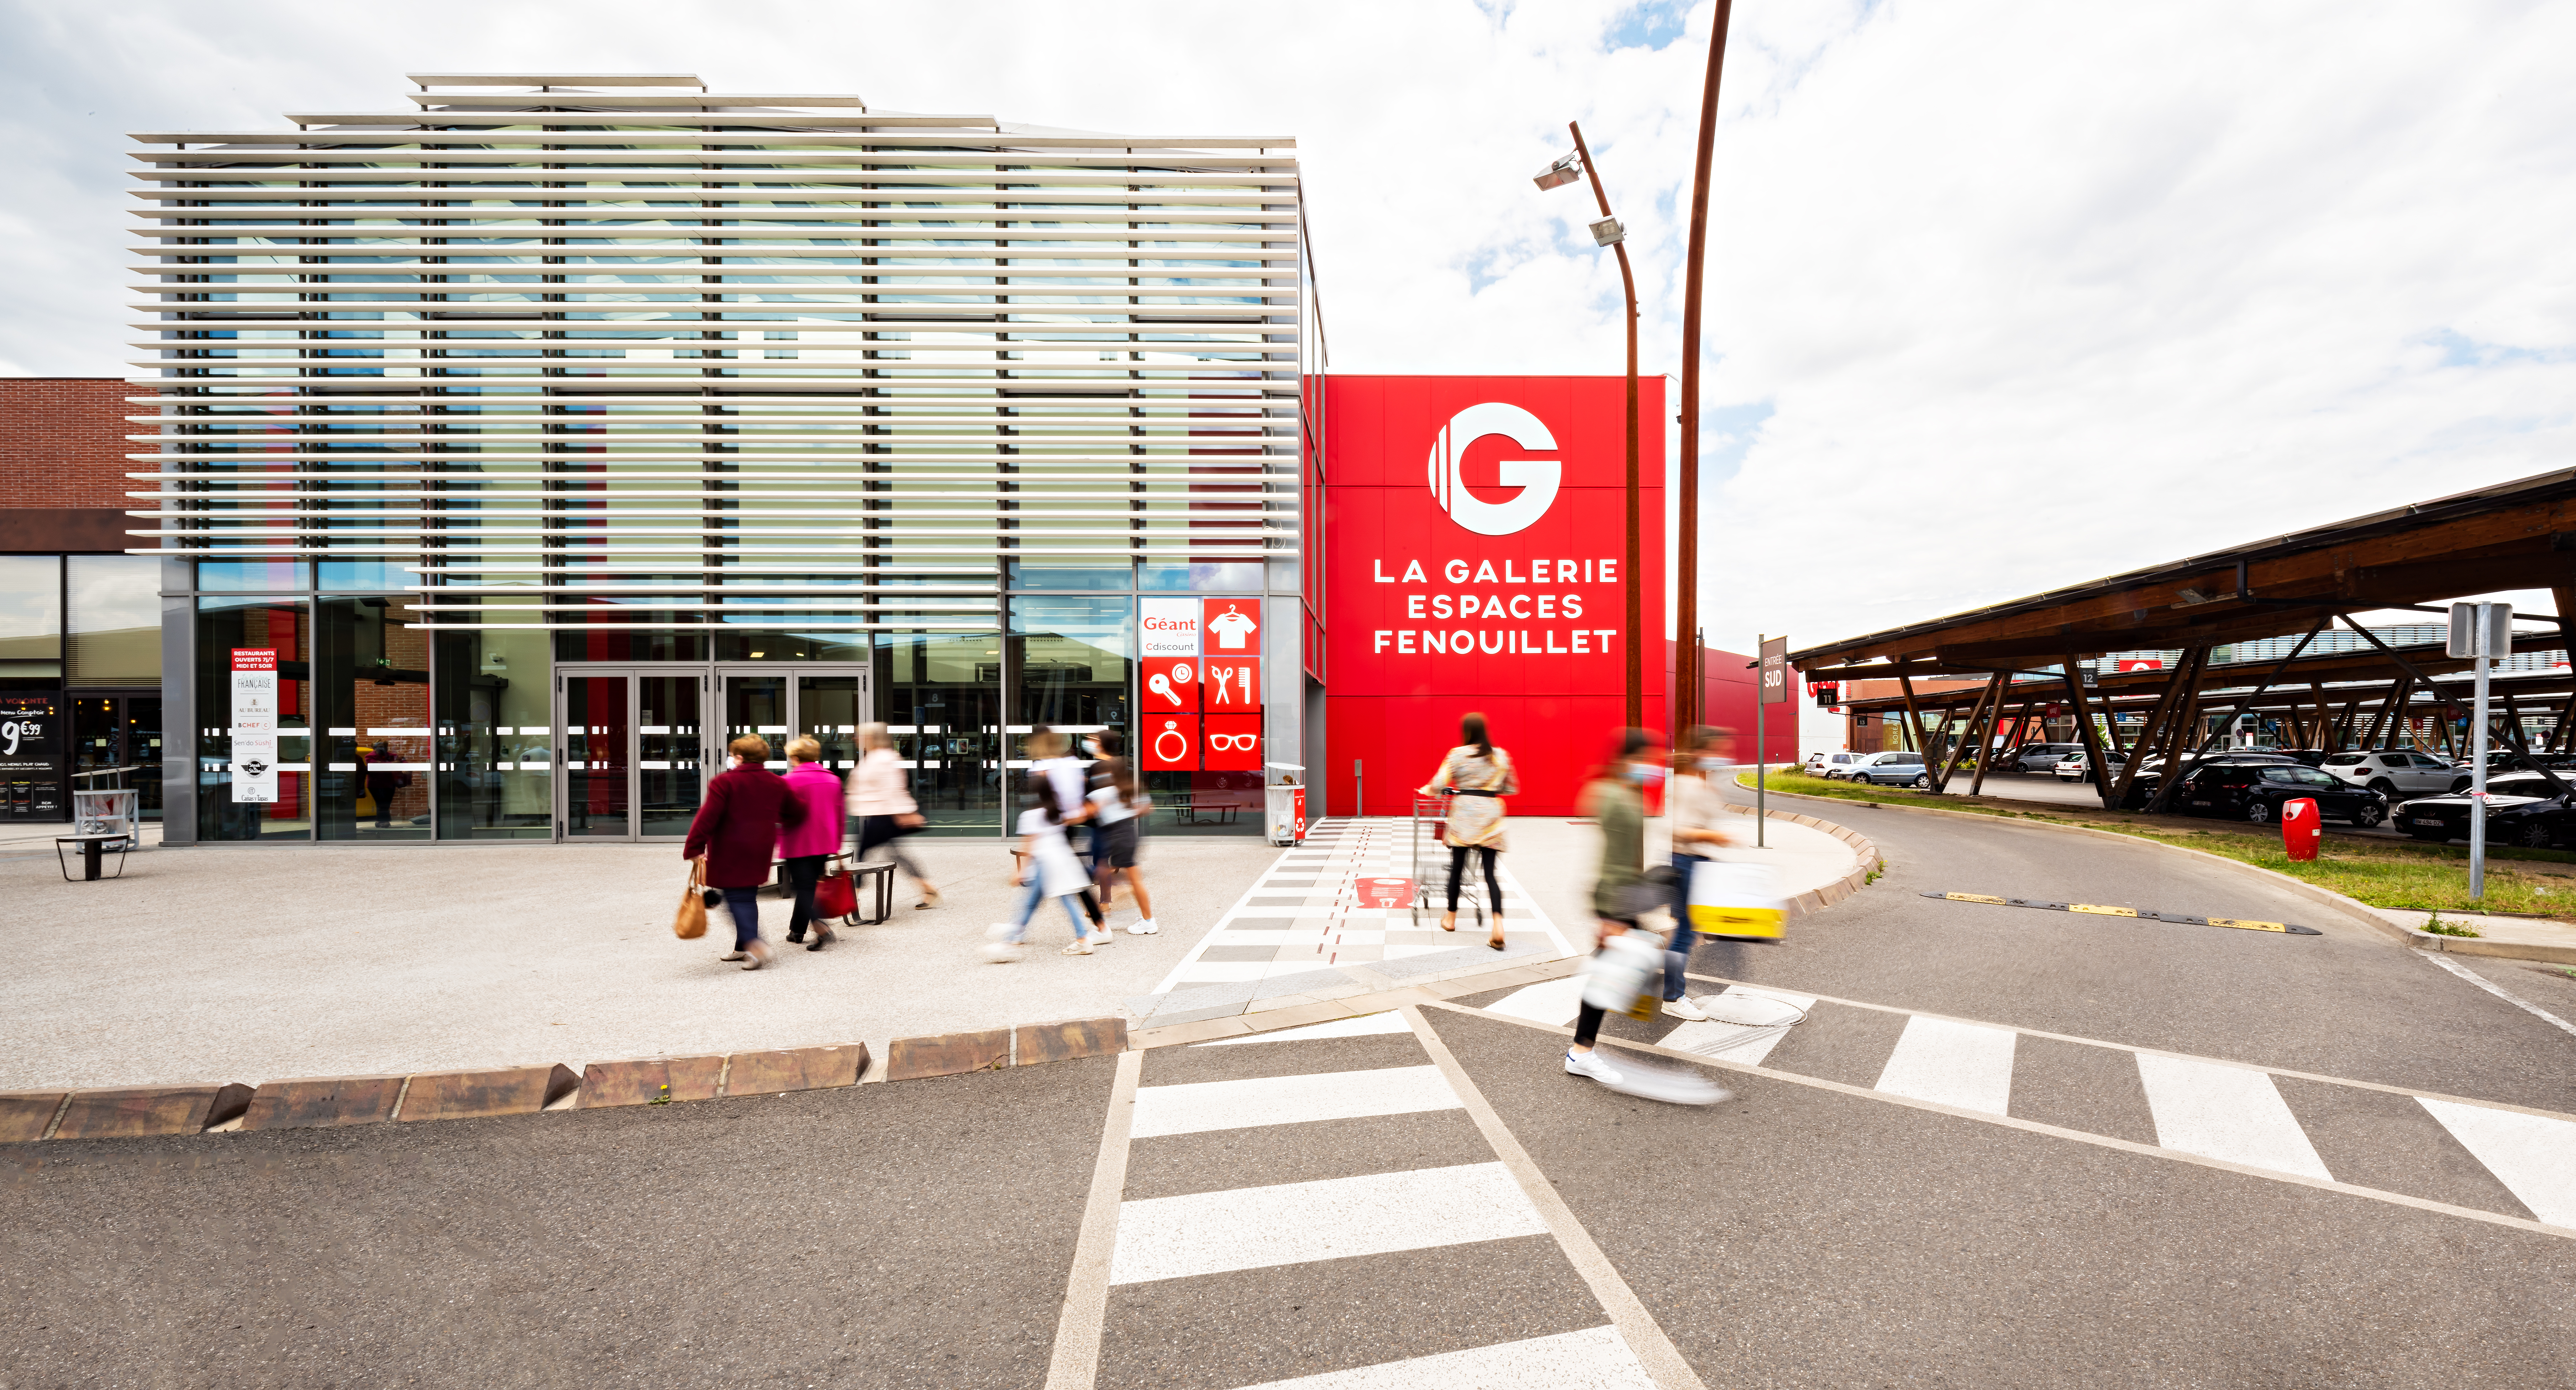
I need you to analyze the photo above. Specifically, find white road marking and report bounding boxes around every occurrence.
[1487,975,1588,1027]
[2134,1053,2334,1182]
[1108,1161,1547,1286]
[1873,1014,2018,1116]
[1225,1325,1656,1390]
[2419,951,2576,1040]
[1196,1011,1414,1046]
[1130,1064,1462,1138]
[2419,1097,2576,1229]
[1660,985,1817,1065]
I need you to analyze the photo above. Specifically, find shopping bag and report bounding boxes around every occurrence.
[1581,931,1665,1022]
[814,858,859,921]
[1688,861,1786,939]
[674,860,709,940]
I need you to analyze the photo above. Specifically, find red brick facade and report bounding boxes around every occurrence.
[0,377,141,552]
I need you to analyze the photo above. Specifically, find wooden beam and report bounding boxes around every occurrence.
[2109,649,2196,810]
[1936,673,2003,793]
[2061,655,2117,809]
[1974,700,2029,797]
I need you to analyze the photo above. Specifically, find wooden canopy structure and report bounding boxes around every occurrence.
[1790,467,2576,810]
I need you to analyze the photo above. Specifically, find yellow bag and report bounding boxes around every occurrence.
[1688,862,1787,939]
[673,859,709,940]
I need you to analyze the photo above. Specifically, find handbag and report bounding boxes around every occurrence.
[814,855,859,921]
[1687,861,1787,939]
[673,860,709,940]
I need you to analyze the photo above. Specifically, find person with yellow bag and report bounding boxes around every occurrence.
[1659,725,1739,1022]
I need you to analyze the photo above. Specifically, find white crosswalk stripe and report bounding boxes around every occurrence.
[1226,1325,1658,1390]
[1109,1161,1549,1286]
[1194,1011,1415,1046]
[2418,1097,2576,1228]
[2133,1053,2335,1182]
[1873,1014,2018,1116]
[1130,1065,1462,1138]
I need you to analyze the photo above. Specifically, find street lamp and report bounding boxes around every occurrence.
[1535,122,1642,729]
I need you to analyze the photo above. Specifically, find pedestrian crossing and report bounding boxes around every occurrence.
[1092,1011,1664,1390]
[1151,818,1575,993]
[1470,975,2576,1231]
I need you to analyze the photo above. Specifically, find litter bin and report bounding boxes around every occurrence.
[1265,783,1307,846]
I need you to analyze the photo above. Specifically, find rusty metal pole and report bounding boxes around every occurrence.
[1675,0,1737,734]
[1567,120,1642,729]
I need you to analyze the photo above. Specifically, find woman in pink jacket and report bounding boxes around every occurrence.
[850,723,941,909]
[778,736,847,951]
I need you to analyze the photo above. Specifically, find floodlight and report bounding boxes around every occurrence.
[1533,157,1582,191]
[1589,217,1626,247]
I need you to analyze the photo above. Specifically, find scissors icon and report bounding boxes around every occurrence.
[1147,662,1195,706]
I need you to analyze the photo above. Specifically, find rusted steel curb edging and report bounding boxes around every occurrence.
[0,1017,1129,1146]
[1751,782,2576,966]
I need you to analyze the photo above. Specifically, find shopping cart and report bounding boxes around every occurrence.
[1408,793,1485,930]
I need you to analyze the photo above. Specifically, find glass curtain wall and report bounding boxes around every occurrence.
[432,625,553,839]
[195,595,310,840]
[315,596,430,840]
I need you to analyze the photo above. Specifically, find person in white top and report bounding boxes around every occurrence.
[1027,725,1108,936]
[1660,725,1739,1022]
[986,771,1107,961]
[1084,731,1158,934]
[849,723,941,909]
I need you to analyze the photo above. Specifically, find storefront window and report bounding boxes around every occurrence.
[1140,561,1261,592]
[433,625,553,839]
[67,556,161,686]
[195,596,311,840]
[316,597,430,840]
[0,555,62,675]
[317,559,412,592]
[196,561,309,592]
[879,628,1002,833]
[1009,562,1130,591]
[1009,596,1131,750]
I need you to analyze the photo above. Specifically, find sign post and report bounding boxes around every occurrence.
[1758,635,1789,849]
[2449,603,2510,899]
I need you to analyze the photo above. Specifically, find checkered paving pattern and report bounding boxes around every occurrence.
[1150,818,1575,993]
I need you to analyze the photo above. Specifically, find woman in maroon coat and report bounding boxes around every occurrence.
[684,734,808,971]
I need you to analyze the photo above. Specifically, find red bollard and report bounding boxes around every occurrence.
[2281,797,2321,861]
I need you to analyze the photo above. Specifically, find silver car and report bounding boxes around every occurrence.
[2319,750,2468,798]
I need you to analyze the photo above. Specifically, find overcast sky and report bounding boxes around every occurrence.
[4,0,2570,654]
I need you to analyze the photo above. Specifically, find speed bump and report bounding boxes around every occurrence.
[1923,891,2319,936]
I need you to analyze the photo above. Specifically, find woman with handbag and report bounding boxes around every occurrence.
[683,734,808,971]
[778,736,846,951]
[1415,712,1519,950]
[850,723,941,910]
[1659,726,1738,1021]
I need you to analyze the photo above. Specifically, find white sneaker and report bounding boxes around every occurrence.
[1061,939,1095,956]
[718,950,748,962]
[1564,1049,1624,1085]
[1129,918,1160,935]
[981,942,1020,964]
[1662,998,1712,1022]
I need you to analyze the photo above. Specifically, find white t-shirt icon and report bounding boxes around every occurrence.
[1208,605,1257,650]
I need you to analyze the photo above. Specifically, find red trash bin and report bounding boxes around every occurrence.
[2281,797,2321,861]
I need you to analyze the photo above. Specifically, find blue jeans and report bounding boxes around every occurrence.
[1007,877,1092,944]
[1665,854,1707,1001]
[721,887,761,951]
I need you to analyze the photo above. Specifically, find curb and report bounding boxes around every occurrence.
[1751,782,2576,964]
[4,1016,1130,1146]
[1716,802,1883,916]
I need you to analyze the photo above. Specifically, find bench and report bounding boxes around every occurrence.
[56,834,131,883]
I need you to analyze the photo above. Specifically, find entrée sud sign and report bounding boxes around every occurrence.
[1368,401,1627,660]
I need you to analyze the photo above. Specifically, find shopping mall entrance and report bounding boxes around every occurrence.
[552,664,872,841]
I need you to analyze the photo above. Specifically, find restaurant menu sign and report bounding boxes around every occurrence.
[230,648,279,804]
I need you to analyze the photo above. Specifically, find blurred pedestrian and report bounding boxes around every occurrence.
[778,736,845,951]
[1566,729,1658,1084]
[683,734,809,971]
[851,723,941,909]
[985,770,1104,961]
[1028,725,1109,936]
[1660,725,1738,1021]
[1417,711,1519,950]
[1087,733,1158,934]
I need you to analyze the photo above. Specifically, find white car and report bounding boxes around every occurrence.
[1805,751,1871,779]
[2319,750,2469,798]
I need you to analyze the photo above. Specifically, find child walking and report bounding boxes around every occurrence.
[986,771,1106,961]
[1085,734,1158,935]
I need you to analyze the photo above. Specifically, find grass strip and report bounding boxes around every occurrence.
[1740,767,2576,916]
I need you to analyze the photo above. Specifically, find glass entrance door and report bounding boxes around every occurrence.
[556,667,706,841]
[716,666,871,776]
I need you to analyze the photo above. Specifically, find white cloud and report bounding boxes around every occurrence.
[2,0,2570,655]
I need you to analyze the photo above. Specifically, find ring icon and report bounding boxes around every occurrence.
[1153,719,1190,765]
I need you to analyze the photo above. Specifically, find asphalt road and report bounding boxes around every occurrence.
[7,802,2575,1389]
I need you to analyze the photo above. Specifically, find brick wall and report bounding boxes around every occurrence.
[0,378,134,512]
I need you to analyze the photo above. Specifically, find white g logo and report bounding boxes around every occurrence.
[1426,402,1561,537]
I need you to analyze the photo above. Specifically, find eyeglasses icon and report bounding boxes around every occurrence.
[1207,733,1260,752]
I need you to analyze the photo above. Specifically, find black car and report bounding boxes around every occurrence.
[2124,752,2298,809]
[2396,773,2576,848]
[2172,762,2389,826]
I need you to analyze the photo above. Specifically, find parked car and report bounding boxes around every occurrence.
[1805,751,1871,779]
[2003,742,2085,774]
[2171,762,2390,826]
[2394,772,2576,847]
[2052,751,2128,784]
[2319,749,2472,798]
[1847,751,1931,788]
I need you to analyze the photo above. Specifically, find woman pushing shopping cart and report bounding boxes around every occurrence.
[1415,712,1519,950]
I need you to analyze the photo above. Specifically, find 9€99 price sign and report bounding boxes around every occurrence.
[1139,597,1262,772]
[1323,376,1666,815]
